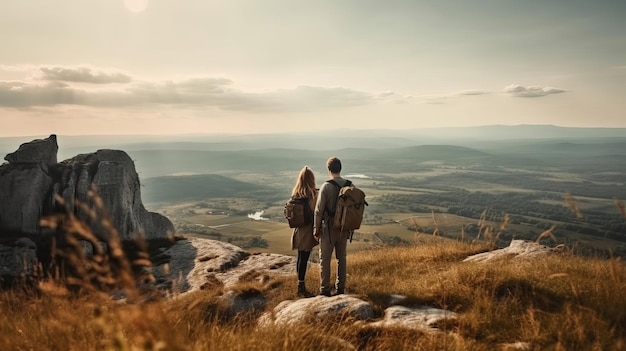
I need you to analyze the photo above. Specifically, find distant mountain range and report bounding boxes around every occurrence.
[2,125,625,157]
[403,124,626,140]
[2,125,625,179]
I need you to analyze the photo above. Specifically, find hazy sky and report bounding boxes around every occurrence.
[1,0,625,136]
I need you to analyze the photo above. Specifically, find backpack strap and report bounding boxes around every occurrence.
[325,180,339,219]
[326,179,351,188]
[324,179,351,218]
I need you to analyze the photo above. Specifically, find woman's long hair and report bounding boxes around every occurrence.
[291,166,316,199]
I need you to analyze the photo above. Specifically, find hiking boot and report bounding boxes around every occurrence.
[297,281,311,298]
[334,285,345,295]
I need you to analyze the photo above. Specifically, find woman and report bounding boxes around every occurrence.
[290,166,318,297]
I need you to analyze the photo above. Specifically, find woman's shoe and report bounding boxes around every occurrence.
[297,281,311,297]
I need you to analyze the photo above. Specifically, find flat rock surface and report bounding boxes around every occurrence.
[153,237,296,293]
[258,294,376,327]
[367,305,458,331]
[463,240,555,263]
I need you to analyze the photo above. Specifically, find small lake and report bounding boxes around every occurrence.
[248,210,269,221]
[344,174,372,179]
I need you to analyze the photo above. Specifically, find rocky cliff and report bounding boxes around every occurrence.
[0,134,174,283]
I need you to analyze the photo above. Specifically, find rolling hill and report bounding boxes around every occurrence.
[141,174,268,203]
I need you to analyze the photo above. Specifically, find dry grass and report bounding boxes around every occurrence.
[1,194,625,350]
[2,237,625,350]
[616,198,626,218]
[565,192,583,219]
[349,240,626,350]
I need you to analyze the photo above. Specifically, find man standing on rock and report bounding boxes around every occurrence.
[313,157,350,296]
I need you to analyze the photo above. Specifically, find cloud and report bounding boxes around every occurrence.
[503,84,565,97]
[0,81,85,107]
[0,64,34,73]
[415,89,490,104]
[190,85,375,112]
[37,66,132,84]
[0,72,376,112]
[122,81,375,112]
[0,64,489,112]
[453,89,489,96]
[255,85,374,110]
[373,91,414,104]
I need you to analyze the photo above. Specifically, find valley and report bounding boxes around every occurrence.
[3,127,625,258]
[135,132,626,258]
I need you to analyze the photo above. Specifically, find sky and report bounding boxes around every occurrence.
[1,0,625,137]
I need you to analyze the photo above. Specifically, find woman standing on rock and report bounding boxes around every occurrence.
[290,166,318,297]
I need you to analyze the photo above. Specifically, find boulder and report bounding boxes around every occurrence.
[0,238,37,283]
[0,135,174,283]
[215,252,296,288]
[0,165,54,233]
[55,149,174,240]
[258,295,376,327]
[151,237,295,294]
[367,305,458,331]
[0,136,173,240]
[4,134,58,165]
[463,240,556,263]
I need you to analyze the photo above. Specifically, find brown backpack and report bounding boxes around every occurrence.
[327,180,368,233]
[284,197,312,228]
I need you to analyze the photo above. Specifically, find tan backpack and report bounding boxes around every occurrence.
[327,179,368,234]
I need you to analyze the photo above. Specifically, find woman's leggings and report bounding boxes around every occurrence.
[296,250,311,281]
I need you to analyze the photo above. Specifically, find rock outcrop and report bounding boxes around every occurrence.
[366,305,458,331]
[150,237,296,293]
[54,149,173,240]
[4,134,58,165]
[258,294,377,327]
[0,134,173,240]
[0,135,174,283]
[0,238,37,280]
[463,239,559,263]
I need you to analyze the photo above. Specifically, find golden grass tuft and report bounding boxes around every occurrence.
[37,190,154,299]
[431,209,440,236]
[536,224,558,244]
[565,192,583,219]
[615,198,626,218]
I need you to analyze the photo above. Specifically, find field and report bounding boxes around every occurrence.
[147,152,626,258]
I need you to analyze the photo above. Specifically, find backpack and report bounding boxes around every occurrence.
[284,197,312,228]
[327,179,368,233]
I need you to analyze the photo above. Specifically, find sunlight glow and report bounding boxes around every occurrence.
[123,0,148,13]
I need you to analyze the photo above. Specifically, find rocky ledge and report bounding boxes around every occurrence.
[150,237,556,343]
[0,135,174,283]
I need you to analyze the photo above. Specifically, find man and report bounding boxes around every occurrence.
[313,156,350,296]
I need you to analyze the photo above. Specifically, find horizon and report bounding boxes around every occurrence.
[2,1,626,137]
[2,124,626,139]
